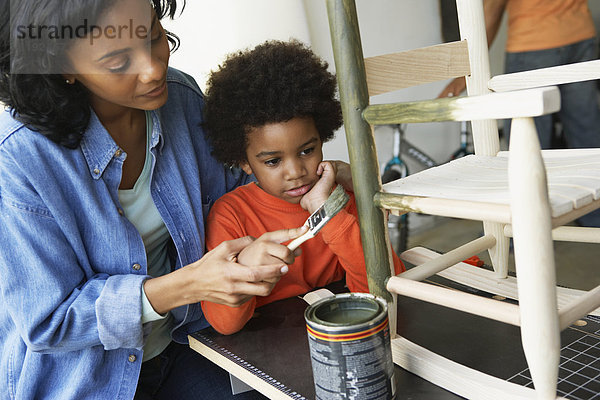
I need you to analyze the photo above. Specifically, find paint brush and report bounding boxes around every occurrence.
[287,184,350,251]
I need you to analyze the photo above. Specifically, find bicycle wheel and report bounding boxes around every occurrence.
[382,165,406,184]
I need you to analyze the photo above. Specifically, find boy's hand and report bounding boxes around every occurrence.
[300,161,337,214]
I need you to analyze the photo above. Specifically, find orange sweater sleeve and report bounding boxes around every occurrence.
[319,193,405,293]
[202,200,257,335]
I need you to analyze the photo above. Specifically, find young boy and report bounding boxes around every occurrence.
[202,40,404,335]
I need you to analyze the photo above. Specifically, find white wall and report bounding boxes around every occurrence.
[164,1,508,170]
[162,0,311,92]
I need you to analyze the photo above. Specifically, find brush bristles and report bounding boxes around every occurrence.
[323,184,350,217]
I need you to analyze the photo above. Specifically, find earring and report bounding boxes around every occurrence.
[65,79,72,84]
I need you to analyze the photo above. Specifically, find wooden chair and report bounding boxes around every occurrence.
[326,0,600,398]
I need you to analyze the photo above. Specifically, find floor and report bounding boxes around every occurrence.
[403,215,600,291]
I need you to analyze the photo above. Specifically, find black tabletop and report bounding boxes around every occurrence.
[191,278,600,399]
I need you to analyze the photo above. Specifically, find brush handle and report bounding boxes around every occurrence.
[287,230,315,251]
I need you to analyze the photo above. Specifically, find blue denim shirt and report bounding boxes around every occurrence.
[0,68,250,399]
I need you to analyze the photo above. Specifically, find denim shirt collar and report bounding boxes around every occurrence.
[79,109,164,180]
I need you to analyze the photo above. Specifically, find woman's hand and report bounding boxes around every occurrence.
[237,226,306,266]
[143,228,306,312]
[300,161,337,214]
[238,226,307,283]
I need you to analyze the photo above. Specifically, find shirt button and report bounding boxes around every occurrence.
[93,168,100,175]
[117,208,124,216]
[128,354,137,363]
[132,263,141,271]
[115,149,123,157]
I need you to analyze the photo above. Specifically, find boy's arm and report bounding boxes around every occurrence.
[201,298,256,335]
[202,202,258,335]
[319,193,405,293]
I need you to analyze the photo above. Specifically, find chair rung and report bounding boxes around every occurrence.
[386,276,520,326]
[399,235,495,281]
[504,225,600,243]
[374,192,512,223]
[559,284,600,330]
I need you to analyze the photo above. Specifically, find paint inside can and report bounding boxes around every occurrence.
[305,293,396,400]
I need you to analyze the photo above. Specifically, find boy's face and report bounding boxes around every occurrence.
[241,117,324,204]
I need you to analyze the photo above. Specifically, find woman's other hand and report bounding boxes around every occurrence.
[438,77,467,98]
[332,160,353,192]
[237,226,306,267]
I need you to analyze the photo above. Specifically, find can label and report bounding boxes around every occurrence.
[305,293,396,400]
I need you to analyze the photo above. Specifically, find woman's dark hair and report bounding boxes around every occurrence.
[0,0,183,148]
[203,39,343,167]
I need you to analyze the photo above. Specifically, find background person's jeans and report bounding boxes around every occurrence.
[135,341,267,400]
[504,38,600,227]
[503,38,600,149]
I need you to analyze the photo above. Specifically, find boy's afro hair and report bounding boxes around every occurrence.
[203,39,342,166]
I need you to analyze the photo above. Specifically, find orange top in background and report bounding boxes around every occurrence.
[505,0,596,53]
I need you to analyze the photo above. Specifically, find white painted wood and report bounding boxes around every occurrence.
[364,41,470,96]
[399,235,496,281]
[484,220,510,278]
[399,246,600,317]
[558,284,600,330]
[390,337,550,400]
[508,117,559,399]
[387,276,521,326]
[188,336,294,400]
[551,198,600,228]
[504,225,600,243]
[380,150,600,219]
[456,0,500,157]
[456,0,506,278]
[489,59,600,93]
[384,212,399,338]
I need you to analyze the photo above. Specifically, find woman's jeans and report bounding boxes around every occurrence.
[504,38,600,227]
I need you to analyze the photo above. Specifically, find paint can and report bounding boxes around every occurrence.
[305,293,396,399]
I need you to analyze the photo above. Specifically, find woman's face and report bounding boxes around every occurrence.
[64,0,170,113]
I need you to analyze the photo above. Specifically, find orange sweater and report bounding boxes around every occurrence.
[202,182,404,334]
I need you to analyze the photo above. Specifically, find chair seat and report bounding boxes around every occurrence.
[382,149,600,218]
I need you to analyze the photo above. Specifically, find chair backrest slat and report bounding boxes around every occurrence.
[364,41,470,96]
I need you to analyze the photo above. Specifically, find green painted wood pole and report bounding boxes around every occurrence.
[326,0,393,303]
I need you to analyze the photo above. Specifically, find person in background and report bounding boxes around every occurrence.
[0,1,358,398]
[201,40,405,335]
[439,0,600,227]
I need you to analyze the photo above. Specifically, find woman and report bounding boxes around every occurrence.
[0,0,315,398]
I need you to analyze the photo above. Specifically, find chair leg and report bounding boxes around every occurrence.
[483,221,510,278]
[326,0,397,334]
[509,117,559,399]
